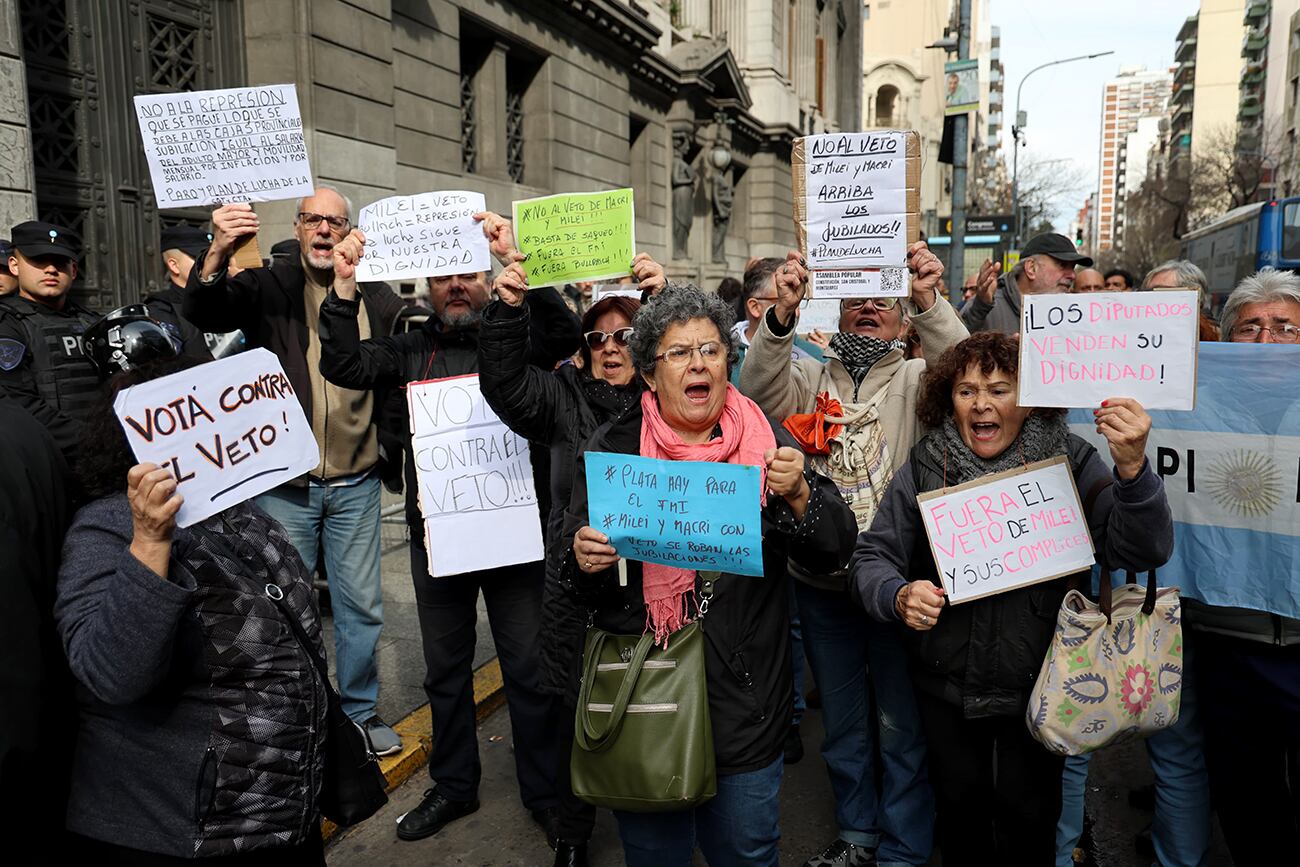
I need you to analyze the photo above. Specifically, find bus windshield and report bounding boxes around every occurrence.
[1283,201,1300,265]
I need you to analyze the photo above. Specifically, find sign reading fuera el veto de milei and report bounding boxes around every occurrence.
[794,130,921,299]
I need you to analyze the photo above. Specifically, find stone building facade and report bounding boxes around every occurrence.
[1,0,861,309]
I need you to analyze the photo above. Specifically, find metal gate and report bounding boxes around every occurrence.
[19,0,244,311]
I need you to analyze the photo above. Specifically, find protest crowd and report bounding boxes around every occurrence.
[1,95,1298,867]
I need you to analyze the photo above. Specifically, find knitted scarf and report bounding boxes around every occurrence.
[638,384,776,645]
[829,332,905,388]
[925,412,1070,487]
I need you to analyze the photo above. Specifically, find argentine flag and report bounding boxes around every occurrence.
[1068,343,1300,619]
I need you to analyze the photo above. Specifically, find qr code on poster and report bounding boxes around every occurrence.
[879,267,907,295]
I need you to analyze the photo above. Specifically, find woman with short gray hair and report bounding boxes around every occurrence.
[561,284,857,866]
[1218,268,1300,343]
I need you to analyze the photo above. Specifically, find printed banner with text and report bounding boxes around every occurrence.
[584,452,764,577]
[1068,343,1300,619]
[513,189,635,288]
[408,375,543,577]
[1019,290,1200,410]
[113,348,318,527]
[355,191,491,282]
[134,84,314,209]
[918,456,1096,604]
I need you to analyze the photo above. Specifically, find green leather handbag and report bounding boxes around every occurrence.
[570,591,716,812]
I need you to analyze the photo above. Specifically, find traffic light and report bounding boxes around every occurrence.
[1075,228,1083,247]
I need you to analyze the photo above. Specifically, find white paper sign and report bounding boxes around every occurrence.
[355,191,491,282]
[592,284,642,302]
[797,299,841,335]
[1019,290,1200,410]
[917,457,1095,604]
[804,132,908,269]
[133,84,314,209]
[407,375,544,577]
[113,349,318,527]
[810,266,909,300]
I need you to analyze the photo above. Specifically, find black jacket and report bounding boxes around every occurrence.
[478,299,640,700]
[851,432,1174,719]
[142,284,213,361]
[317,287,581,523]
[183,255,406,482]
[560,403,858,775]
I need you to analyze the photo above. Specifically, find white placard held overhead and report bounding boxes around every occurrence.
[917,457,1095,604]
[133,84,314,209]
[113,349,319,527]
[407,375,544,577]
[355,191,491,282]
[803,132,909,270]
[1019,291,1200,411]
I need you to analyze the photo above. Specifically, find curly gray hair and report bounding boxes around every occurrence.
[1220,268,1300,341]
[630,283,739,373]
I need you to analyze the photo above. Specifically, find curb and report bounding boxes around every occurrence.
[321,656,506,843]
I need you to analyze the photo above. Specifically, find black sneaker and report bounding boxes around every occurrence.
[784,722,805,764]
[803,838,876,867]
[395,789,479,841]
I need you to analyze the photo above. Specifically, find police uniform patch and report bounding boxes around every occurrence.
[160,321,182,340]
[0,337,26,371]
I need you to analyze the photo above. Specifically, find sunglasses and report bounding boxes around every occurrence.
[584,327,634,349]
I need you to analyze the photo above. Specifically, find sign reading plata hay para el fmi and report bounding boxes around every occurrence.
[793,130,921,299]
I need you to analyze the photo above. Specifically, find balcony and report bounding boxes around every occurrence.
[1244,1,1270,24]
[1176,35,1198,63]
[1243,32,1267,56]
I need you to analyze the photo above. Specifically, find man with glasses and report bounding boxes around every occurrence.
[184,187,408,757]
[730,257,823,387]
[0,221,99,461]
[740,242,969,867]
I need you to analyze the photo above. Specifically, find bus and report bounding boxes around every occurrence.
[1179,197,1300,314]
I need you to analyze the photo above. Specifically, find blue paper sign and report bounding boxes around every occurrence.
[584,452,765,577]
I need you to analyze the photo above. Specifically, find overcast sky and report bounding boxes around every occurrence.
[993,0,1200,228]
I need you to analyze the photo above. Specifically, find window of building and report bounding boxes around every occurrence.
[629,115,650,220]
[875,85,899,126]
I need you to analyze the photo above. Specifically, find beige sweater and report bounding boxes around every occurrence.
[303,272,377,479]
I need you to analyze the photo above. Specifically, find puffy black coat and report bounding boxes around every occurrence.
[851,432,1174,719]
[560,402,858,775]
[478,299,641,702]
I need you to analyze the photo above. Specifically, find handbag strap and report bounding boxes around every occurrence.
[1098,568,1159,620]
[575,628,656,753]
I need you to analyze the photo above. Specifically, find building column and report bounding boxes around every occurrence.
[474,42,511,182]
[0,0,37,228]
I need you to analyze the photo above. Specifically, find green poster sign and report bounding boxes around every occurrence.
[512,188,636,288]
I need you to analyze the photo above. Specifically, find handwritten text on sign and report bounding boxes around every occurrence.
[513,189,635,288]
[355,191,490,282]
[917,457,1095,604]
[112,348,318,527]
[408,375,543,577]
[1019,291,1199,410]
[584,453,764,577]
[804,132,908,269]
[134,84,314,209]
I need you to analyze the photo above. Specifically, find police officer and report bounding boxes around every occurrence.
[144,225,215,361]
[0,239,17,297]
[0,221,98,459]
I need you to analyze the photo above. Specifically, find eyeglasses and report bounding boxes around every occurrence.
[840,297,901,312]
[584,328,634,349]
[297,212,350,233]
[1231,323,1300,343]
[653,341,725,367]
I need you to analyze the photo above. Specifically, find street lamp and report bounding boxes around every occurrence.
[1010,51,1114,248]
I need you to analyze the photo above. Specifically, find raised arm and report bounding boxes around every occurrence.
[183,204,264,334]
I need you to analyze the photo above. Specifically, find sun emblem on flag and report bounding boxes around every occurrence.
[1204,450,1282,518]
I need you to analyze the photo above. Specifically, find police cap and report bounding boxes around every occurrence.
[160,224,213,258]
[10,221,81,260]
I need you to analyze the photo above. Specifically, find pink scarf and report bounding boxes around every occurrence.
[638,384,777,645]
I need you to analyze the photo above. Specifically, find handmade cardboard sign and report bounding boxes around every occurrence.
[793,130,921,300]
[513,189,635,288]
[133,84,314,210]
[407,375,543,577]
[354,191,491,282]
[584,452,764,577]
[1019,290,1199,410]
[112,349,318,527]
[591,283,642,302]
[917,456,1095,604]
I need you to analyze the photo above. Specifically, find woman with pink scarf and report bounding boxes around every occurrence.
[561,286,857,866]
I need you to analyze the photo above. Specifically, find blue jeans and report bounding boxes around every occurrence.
[1056,632,1210,867]
[614,755,783,867]
[256,475,383,722]
[795,581,934,866]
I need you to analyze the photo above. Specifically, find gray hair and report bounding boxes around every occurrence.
[294,185,354,220]
[630,283,739,373]
[1142,259,1208,293]
[1220,268,1300,341]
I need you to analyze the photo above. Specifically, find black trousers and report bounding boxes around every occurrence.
[914,691,1064,867]
[553,695,599,844]
[1197,633,1300,866]
[410,533,557,809]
